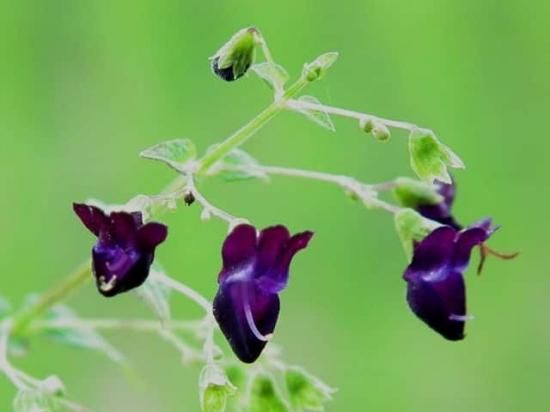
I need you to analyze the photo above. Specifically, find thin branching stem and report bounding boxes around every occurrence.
[254,165,403,214]
[30,318,204,334]
[184,174,242,225]
[286,98,424,132]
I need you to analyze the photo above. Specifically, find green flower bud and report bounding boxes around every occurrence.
[211,28,257,82]
[302,52,339,82]
[372,122,391,141]
[359,117,375,133]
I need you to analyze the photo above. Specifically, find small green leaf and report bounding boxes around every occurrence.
[140,138,197,171]
[408,129,464,183]
[43,304,124,363]
[392,177,444,208]
[248,374,289,412]
[394,209,442,260]
[135,266,171,322]
[303,52,339,81]
[285,367,335,412]
[207,146,268,182]
[13,388,59,412]
[294,96,335,132]
[251,62,289,94]
[199,364,236,412]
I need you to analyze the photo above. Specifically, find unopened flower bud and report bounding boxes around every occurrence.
[211,28,257,82]
[372,123,391,141]
[201,208,212,221]
[302,52,339,82]
[183,191,195,206]
[359,117,375,133]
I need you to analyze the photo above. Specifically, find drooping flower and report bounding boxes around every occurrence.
[403,219,495,340]
[73,203,168,297]
[213,224,313,363]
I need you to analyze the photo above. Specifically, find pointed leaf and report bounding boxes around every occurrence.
[140,138,197,171]
[207,146,268,182]
[294,96,335,132]
[251,63,289,94]
[408,129,464,183]
[199,364,236,412]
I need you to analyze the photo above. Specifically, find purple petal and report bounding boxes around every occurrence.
[256,231,314,294]
[257,225,290,273]
[73,203,108,236]
[406,269,466,340]
[137,222,168,250]
[213,281,279,363]
[452,226,491,271]
[109,212,140,244]
[92,244,153,297]
[406,227,456,278]
[219,224,257,283]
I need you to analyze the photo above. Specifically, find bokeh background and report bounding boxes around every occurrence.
[1,0,549,410]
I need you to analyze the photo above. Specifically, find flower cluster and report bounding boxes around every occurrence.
[74,203,313,362]
[73,176,515,361]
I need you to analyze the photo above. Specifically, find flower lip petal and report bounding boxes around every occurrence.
[109,211,141,244]
[73,203,108,236]
[406,226,456,278]
[452,225,493,271]
[256,230,314,294]
[257,225,290,273]
[137,222,168,250]
[219,224,257,283]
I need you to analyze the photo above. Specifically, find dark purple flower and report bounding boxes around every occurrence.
[416,179,462,230]
[213,224,313,363]
[403,219,495,340]
[73,203,168,297]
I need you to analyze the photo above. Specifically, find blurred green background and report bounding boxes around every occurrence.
[1,0,549,410]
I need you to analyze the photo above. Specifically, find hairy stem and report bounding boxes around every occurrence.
[29,318,205,334]
[286,98,423,132]
[250,165,402,214]
[10,260,92,337]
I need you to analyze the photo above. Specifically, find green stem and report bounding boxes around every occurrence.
[197,76,310,174]
[10,260,92,337]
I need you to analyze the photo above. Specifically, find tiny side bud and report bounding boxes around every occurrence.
[359,117,375,133]
[372,123,391,141]
[201,208,212,221]
[183,191,195,206]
